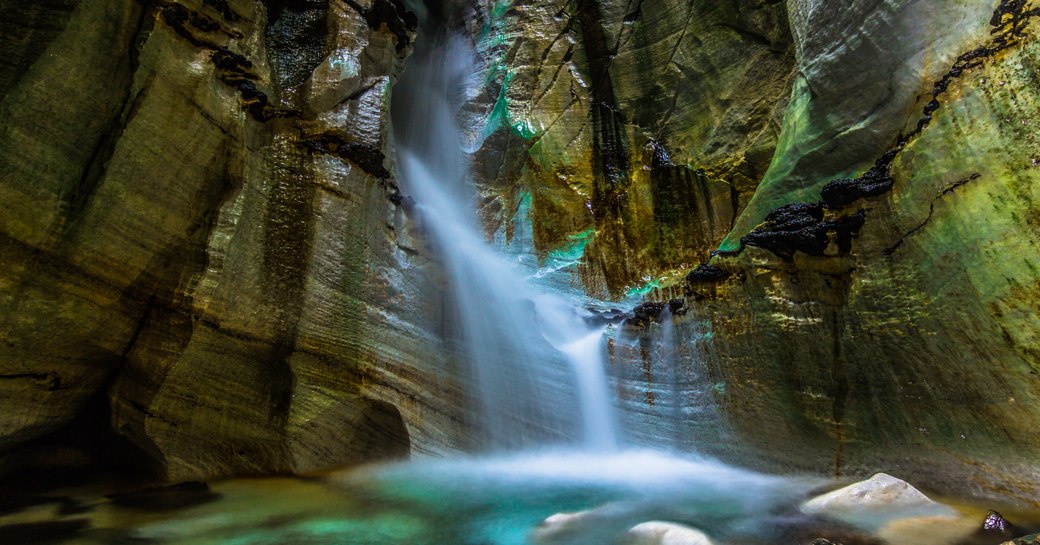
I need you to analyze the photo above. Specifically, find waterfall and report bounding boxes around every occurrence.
[392,32,618,451]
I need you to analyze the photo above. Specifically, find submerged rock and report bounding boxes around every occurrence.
[1002,534,1040,545]
[530,511,594,544]
[107,481,219,512]
[876,514,977,545]
[532,512,715,545]
[626,521,714,545]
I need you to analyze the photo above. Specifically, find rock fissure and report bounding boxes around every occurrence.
[0,373,63,391]
[297,132,391,179]
[60,83,150,240]
[883,173,983,256]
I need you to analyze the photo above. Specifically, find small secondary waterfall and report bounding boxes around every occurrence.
[393,31,618,451]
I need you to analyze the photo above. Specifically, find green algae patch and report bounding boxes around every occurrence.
[215,514,426,545]
[484,70,539,142]
[536,227,596,276]
[548,227,595,263]
[625,277,663,299]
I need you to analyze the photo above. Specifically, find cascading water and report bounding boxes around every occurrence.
[376,19,830,545]
[392,29,618,451]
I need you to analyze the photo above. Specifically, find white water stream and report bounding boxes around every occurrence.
[379,25,835,545]
[393,33,618,451]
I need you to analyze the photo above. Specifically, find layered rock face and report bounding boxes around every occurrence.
[0,0,472,481]
[472,0,1040,499]
[465,0,795,298]
[686,0,1040,499]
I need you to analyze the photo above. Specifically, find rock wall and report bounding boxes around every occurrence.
[0,0,472,481]
[465,0,795,298]
[471,0,1040,501]
[684,0,1040,501]
[4,0,1040,504]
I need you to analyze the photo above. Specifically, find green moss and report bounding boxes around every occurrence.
[625,277,663,299]
[512,118,537,139]
[546,227,594,262]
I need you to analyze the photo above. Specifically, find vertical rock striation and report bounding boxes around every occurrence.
[0,0,471,481]
[465,0,795,297]
[467,0,1040,501]
[665,0,1040,500]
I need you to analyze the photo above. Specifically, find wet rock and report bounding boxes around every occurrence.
[585,307,629,326]
[820,166,896,209]
[627,299,686,327]
[1002,533,1040,545]
[740,202,823,255]
[876,514,976,545]
[741,203,865,259]
[298,132,392,179]
[802,473,953,529]
[107,481,219,512]
[0,519,91,544]
[626,521,714,545]
[685,264,730,285]
[985,511,1015,534]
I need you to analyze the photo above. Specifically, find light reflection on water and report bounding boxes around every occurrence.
[6,449,1029,545]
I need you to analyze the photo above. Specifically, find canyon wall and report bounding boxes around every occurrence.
[473,0,1040,501]
[3,0,1040,503]
[0,0,472,481]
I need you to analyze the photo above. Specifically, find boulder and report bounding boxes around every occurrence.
[627,521,714,545]
[802,473,954,530]
[531,511,715,545]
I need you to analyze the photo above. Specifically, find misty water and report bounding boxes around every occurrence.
[392,29,620,452]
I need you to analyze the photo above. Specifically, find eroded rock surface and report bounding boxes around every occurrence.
[464,0,795,297]
[5,0,1040,503]
[0,0,469,481]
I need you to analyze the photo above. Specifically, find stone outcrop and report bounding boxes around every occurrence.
[0,0,471,481]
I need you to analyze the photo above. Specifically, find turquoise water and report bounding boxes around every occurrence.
[1,450,827,545]
[5,449,1034,545]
